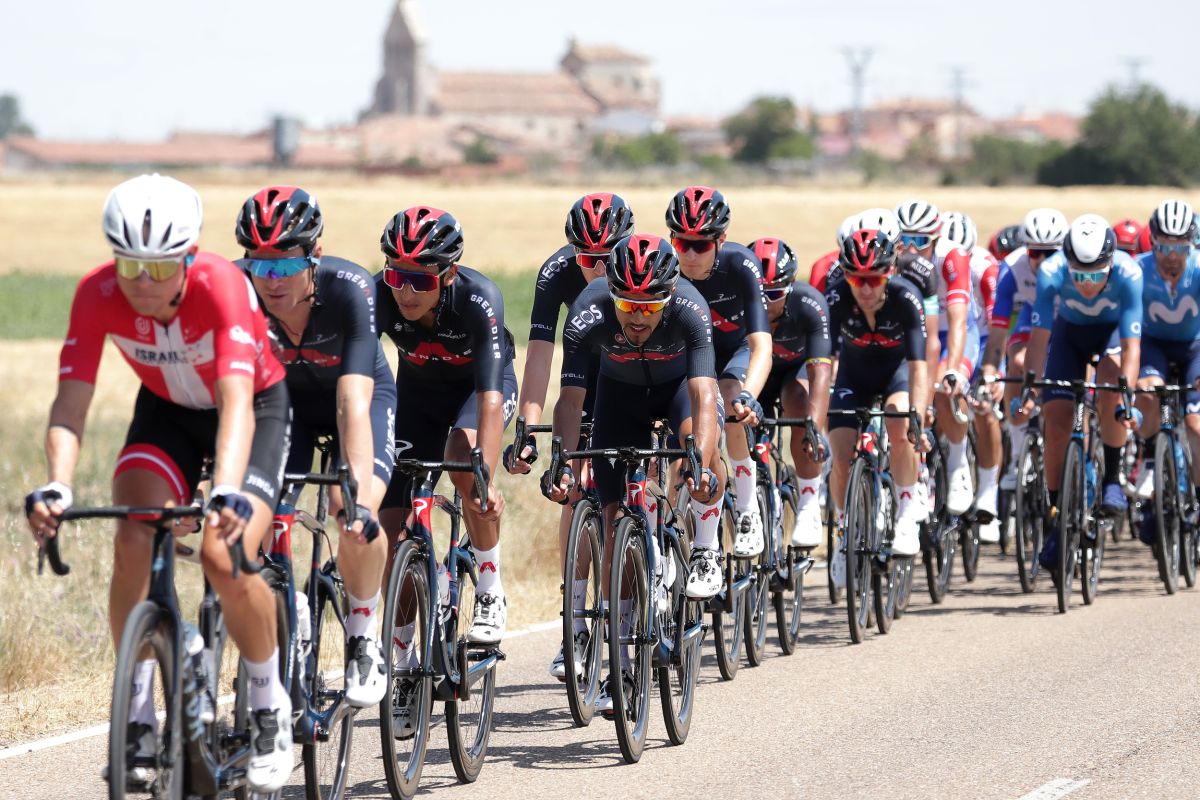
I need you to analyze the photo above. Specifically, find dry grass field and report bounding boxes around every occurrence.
[0,175,1183,744]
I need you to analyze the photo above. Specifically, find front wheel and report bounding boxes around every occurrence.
[824,479,842,605]
[659,532,702,746]
[303,576,353,800]
[1057,443,1085,614]
[774,474,804,654]
[1153,433,1182,595]
[711,499,745,680]
[562,499,604,727]
[844,459,873,643]
[446,586,497,783]
[609,516,651,764]
[1014,435,1045,594]
[742,485,772,666]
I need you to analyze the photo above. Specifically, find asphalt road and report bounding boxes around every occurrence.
[4,539,1199,800]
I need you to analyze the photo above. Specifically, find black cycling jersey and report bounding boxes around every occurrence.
[375,265,516,391]
[824,252,938,313]
[770,282,833,368]
[825,275,927,362]
[561,278,716,389]
[688,243,769,357]
[529,245,596,342]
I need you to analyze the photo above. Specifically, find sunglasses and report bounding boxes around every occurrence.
[245,256,312,280]
[383,266,443,293]
[611,292,670,314]
[845,272,890,288]
[763,284,792,302]
[671,236,717,254]
[899,234,935,249]
[115,255,186,282]
[1026,248,1056,261]
[1154,242,1191,256]
[1069,265,1111,285]
[575,250,608,270]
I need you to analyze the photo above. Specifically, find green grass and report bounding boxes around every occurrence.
[0,269,538,344]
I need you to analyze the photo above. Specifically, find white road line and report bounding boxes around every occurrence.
[1017,778,1091,800]
[0,617,565,762]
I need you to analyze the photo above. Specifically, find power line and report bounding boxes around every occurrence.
[843,47,874,156]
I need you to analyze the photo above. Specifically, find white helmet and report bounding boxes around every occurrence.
[836,214,857,248]
[1020,207,1068,248]
[894,199,941,235]
[940,211,978,251]
[854,207,902,244]
[1063,214,1116,267]
[1149,199,1197,240]
[102,174,203,259]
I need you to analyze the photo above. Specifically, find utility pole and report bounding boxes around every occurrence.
[950,65,967,161]
[1122,57,1146,89]
[843,47,873,157]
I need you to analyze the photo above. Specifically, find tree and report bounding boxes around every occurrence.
[964,134,1064,185]
[0,94,34,139]
[593,131,685,168]
[723,96,813,163]
[902,130,941,170]
[463,136,499,165]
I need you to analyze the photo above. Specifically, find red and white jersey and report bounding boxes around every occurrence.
[932,245,979,334]
[60,253,286,409]
[968,245,999,326]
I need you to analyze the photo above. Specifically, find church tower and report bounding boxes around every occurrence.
[368,0,435,116]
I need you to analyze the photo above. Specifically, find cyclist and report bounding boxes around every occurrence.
[665,186,770,558]
[896,199,979,517]
[1022,215,1143,574]
[24,174,295,792]
[541,233,724,710]
[374,207,518,734]
[750,237,832,546]
[940,211,1003,541]
[826,229,930,585]
[236,185,396,708]
[1113,218,1144,256]
[808,214,856,292]
[981,208,1069,488]
[988,223,1023,262]
[505,191,635,679]
[1132,200,1200,543]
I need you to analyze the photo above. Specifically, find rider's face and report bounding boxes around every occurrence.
[672,233,724,278]
[116,248,192,319]
[386,259,456,322]
[248,246,315,318]
[1154,235,1191,278]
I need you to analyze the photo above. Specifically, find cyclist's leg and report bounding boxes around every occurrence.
[780,371,824,546]
[1003,321,1032,484]
[718,344,760,547]
[1182,340,1200,488]
[972,332,1003,532]
[669,375,727,598]
[935,329,973,513]
[1094,326,1129,510]
[883,362,923,555]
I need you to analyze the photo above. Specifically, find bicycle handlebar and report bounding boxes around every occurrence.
[392,447,490,512]
[547,433,701,492]
[759,417,829,463]
[282,464,375,542]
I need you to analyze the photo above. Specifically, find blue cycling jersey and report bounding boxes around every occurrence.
[1137,249,1200,341]
[1030,250,1142,339]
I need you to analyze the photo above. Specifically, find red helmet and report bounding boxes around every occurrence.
[1137,224,1153,255]
[566,192,634,251]
[750,237,798,285]
[236,185,323,253]
[839,229,896,273]
[606,234,680,297]
[665,186,731,238]
[1112,218,1144,254]
[987,224,1022,261]
[380,206,464,269]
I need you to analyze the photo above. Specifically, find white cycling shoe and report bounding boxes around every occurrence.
[344,635,388,708]
[467,591,508,644]
[247,702,294,793]
[732,508,765,557]
[946,465,975,516]
[892,492,923,556]
[790,502,822,548]
[685,547,723,599]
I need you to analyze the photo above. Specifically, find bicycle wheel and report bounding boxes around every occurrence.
[998,428,1012,555]
[711,497,745,681]
[872,476,896,635]
[892,557,914,617]
[823,485,842,605]
[379,540,433,800]
[961,441,981,583]
[562,499,604,728]
[844,459,873,643]
[923,440,955,603]
[774,469,803,654]
[108,602,180,800]
[1080,430,1107,606]
[609,516,651,764]
[303,574,353,800]
[743,484,771,666]
[659,531,702,746]
[446,580,497,783]
[1153,432,1182,595]
[1057,442,1085,614]
[1013,433,1045,593]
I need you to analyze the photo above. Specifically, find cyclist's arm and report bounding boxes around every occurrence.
[336,373,378,506]
[466,283,510,503]
[475,388,504,498]
[941,249,971,380]
[1117,264,1143,388]
[688,375,722,472]
[520,264,569,426]
[517,339,554,426]
[1024,327,1051,381]
[738,253,772,397]
[551,386,585,464]
[1025,262,1060,382]
[806,362,831,430]
[901,284,930,413]
[943,301,967,379]
[983,271,1016,372]
[45,379,94,488]
[798,285,833,429]
[212,374,255,490]
[742,331,772,397]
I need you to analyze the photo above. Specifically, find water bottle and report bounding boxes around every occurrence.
[182,622,214,723]
[294,591,311,686]
[435,562,451,621]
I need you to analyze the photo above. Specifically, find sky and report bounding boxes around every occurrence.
[5,0,1199,141]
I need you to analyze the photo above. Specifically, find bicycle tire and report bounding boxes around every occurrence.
[872,476,897,635]
[743,484,772,666]
[823,488,842,605]
[609,516,651,764]
[108,601,180,800]
[998,427,1012,554]
[774,471,803,654]
[303,576,353,800]
[1153,432,1181,595]
[1057,441,1085,614]
[1014,432,1044,593]
[562,499,604,728]
[923,439,955,604]
[379,540,433,800]
[711,498,745,680]
[446,583,497,783]
[659,531,702,746]
[893,556,914,617]
[844,458,873,643]
[961,438,981,583]
[1080,431,1106,606]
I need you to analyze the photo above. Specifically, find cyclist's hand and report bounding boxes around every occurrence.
[732,390,762,427]
[205,486,253,545]
[1115,404,1142,431]
[685,467,720,504]
[802,434,829,463]
[337,503,380,545]
[940,369,966,394]
[25,481,72,543]
[540,464,574,505]
[987,377,1005,406]
[470,481,504,520]
[504,436,538,475]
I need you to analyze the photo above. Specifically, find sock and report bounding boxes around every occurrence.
[618,599,632,669]
[977,465,999,494]
[345,590,380,640]
[129,658,157,726]
[896,483,917,508]
[392,623,418,668]
[1008,422,1027,462]
[947,437,968,472]
[796,477,821,509]
[572,580,588,635]
[472,543,502,595]
[1103,444,1122,485]
[732,458,756,512]
[690,496,722,550]
[243,648,287,711]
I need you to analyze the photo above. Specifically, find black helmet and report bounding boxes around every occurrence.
[380,206,464,269]
[606,234,680,297]
[565,192,634,251]
[665,186,731,238]
[236,185,323,253]
[987,224,1022,260]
